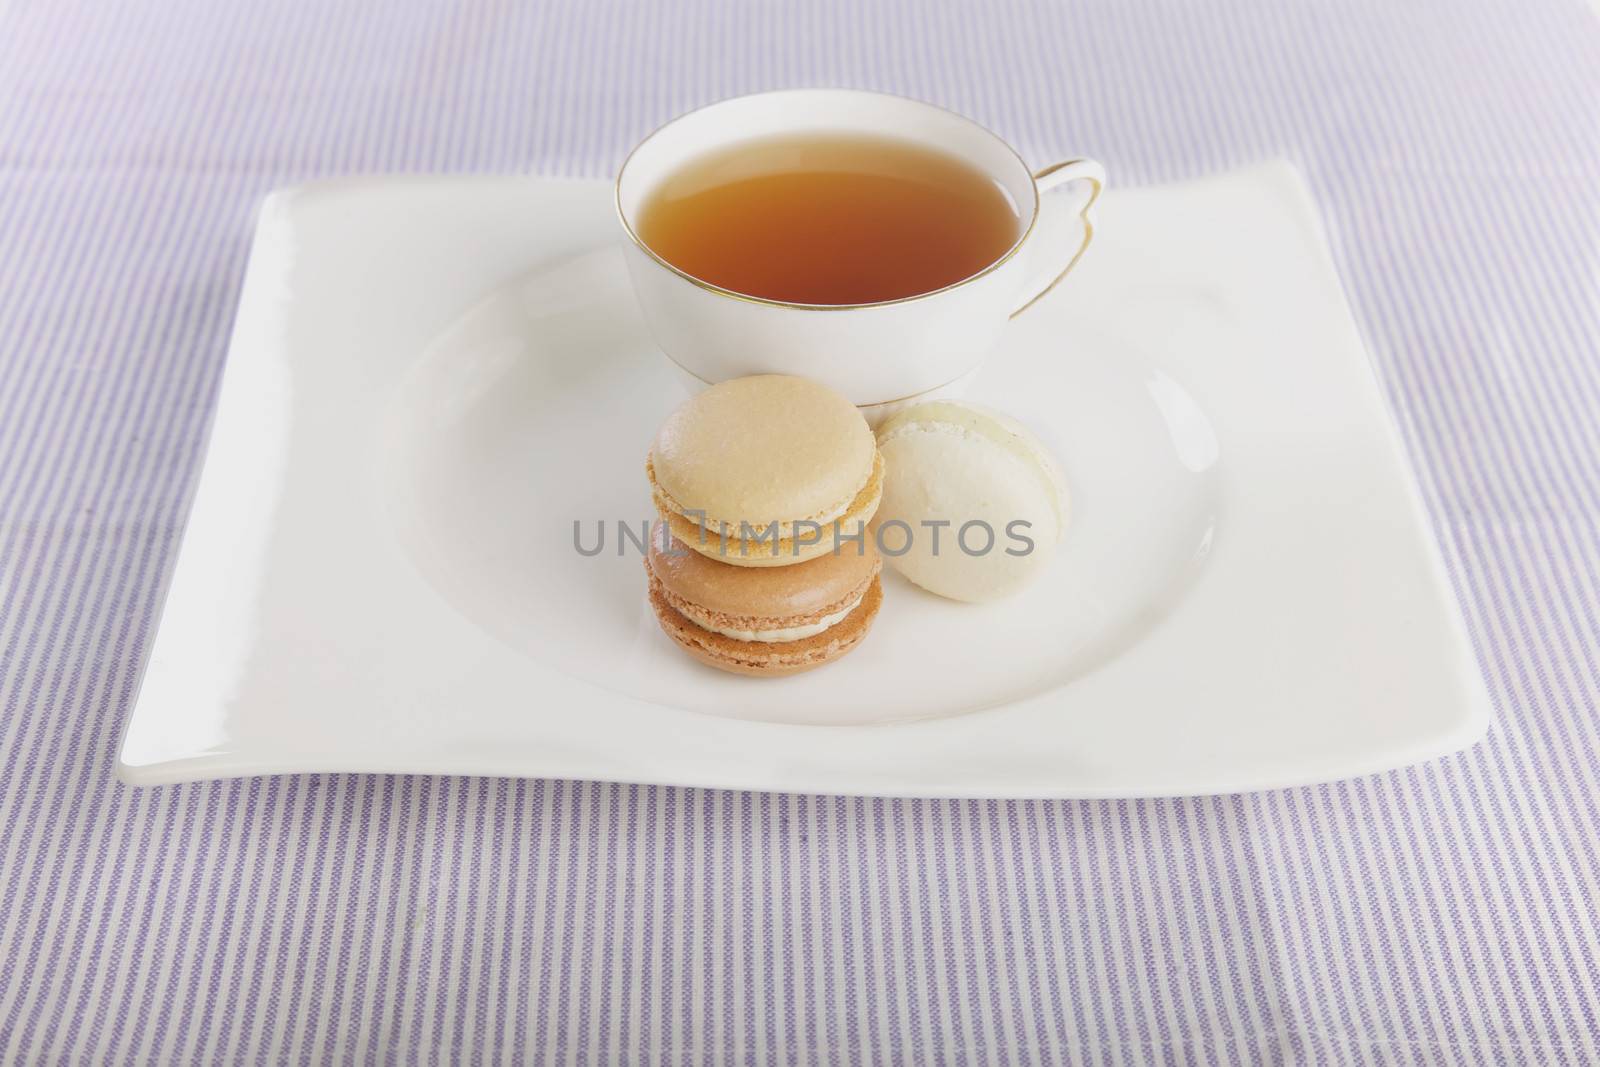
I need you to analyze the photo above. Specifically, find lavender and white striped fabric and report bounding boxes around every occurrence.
[3,0,1598,1063]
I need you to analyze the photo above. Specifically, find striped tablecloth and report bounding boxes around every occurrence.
[3,1,1598,1063]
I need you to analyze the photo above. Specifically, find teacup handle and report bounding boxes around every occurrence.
[1010,158,1105,318]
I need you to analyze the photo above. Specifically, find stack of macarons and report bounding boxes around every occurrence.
[645,375,885,676]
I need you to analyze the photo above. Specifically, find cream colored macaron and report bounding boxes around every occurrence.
[874,400,1069,602]
[648,375,883,567]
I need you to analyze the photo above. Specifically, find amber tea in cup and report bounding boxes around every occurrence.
[634,133,1024,306]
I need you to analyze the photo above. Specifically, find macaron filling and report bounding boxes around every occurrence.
[682,591,864,643]
[653,451,884,565]
[647,577,884,677]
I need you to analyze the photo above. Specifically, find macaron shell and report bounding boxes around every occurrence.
[657,452,883,568]
[649,577,883,677]
[646,522,881,623]
[649,375,876,530]
[876,409,1066,602]
[876,400,1069,533]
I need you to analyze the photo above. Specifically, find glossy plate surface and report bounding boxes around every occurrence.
[117,164,1490,796]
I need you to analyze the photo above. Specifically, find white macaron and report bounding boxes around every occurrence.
[874,400,1069,602]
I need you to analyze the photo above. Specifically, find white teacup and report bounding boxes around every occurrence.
[615,89,1104,409]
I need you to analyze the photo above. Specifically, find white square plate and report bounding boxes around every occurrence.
[118,162,1490,797]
